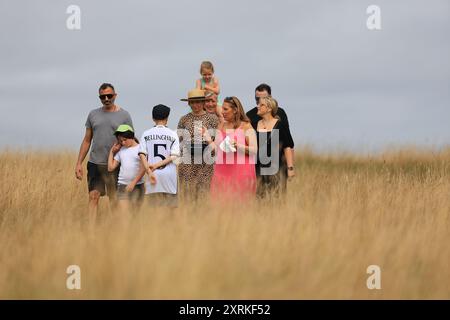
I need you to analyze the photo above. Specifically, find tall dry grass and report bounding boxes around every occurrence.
[0,147,449,299]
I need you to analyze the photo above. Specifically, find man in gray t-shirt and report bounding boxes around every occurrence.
[75,83,133,219]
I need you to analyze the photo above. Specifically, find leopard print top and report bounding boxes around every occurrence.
[177,112,219,197]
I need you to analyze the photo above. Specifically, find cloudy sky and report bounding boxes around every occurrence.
[0,0,449,152]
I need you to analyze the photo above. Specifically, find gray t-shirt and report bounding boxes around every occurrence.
[85,107,133,165]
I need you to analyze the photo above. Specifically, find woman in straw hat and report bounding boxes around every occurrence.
[203,96,257,202]
[177,89,219,200]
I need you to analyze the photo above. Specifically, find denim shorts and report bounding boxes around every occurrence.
[117,183,145,202]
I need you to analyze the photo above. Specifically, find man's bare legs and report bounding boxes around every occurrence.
[88,190,101,234]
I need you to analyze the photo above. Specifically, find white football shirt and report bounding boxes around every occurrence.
[139,125,180,194]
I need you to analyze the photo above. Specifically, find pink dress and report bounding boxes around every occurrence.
[210,128,257,202]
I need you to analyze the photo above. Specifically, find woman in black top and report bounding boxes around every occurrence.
[256,97,295,198]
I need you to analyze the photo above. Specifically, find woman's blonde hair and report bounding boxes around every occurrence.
[200,61,214,74]
[260,96,279,119]
[223,96,250,129]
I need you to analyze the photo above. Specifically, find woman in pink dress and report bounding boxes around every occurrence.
[203,96,257,203]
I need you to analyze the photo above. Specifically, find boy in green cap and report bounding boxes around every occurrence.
[108,124,156,213]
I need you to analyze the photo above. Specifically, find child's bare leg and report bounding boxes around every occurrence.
[116,199,132,227]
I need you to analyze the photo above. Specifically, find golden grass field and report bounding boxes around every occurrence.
[0,147,449,299]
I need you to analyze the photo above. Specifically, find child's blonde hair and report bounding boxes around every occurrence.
[200,61,215,74]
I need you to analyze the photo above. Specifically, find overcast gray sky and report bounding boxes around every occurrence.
[0,0,449,152]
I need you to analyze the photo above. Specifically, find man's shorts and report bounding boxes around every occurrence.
[87,161,119,197]
[117,183,145,202]
[145,193,178,207]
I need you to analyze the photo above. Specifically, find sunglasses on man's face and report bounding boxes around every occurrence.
[99,94,115,100]
[255,96,260,104]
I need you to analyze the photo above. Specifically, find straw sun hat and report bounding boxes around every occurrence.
[180,89,208,102]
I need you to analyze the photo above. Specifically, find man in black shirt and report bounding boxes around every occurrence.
[246,83,295,178]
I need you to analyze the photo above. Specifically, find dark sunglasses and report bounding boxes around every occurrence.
[99,94,115,100]
[255,96,260,104]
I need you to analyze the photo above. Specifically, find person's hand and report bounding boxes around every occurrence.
[148,164,157,172]
[111,142,121,154]
[75,163,83,180]
[216,105,223,117]
[149,172,157,185]
[125,182,136,193]
[202,126,212,143]
[230,139,238,150]
[146,168,157,185]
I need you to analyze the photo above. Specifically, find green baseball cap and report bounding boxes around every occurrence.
[115,124,134,133]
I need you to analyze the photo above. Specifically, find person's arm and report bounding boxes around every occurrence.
[150,155,177,170]
[139,152,149,172]
[125,162,147,192]
[279,108,290,128]
[195,79,202,89]
[108,143,122,172]
[214,77,220,95]
[75,127,93,180]
[284,147,295,178]
[177,117,185,144]
[278,121,295,178]
[137,135,149,170]
[204,77,220,95]
[139,153,157,185]
[279,108,294,148]
[202,126,217,154]
[215,104,224,124]
[279,109,295,165]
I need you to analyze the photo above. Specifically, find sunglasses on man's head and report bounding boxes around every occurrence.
[99,94,115,100]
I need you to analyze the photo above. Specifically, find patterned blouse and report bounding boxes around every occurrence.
[177,112,219,196]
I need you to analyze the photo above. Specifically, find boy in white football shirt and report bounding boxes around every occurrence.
[139,104,180,208]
